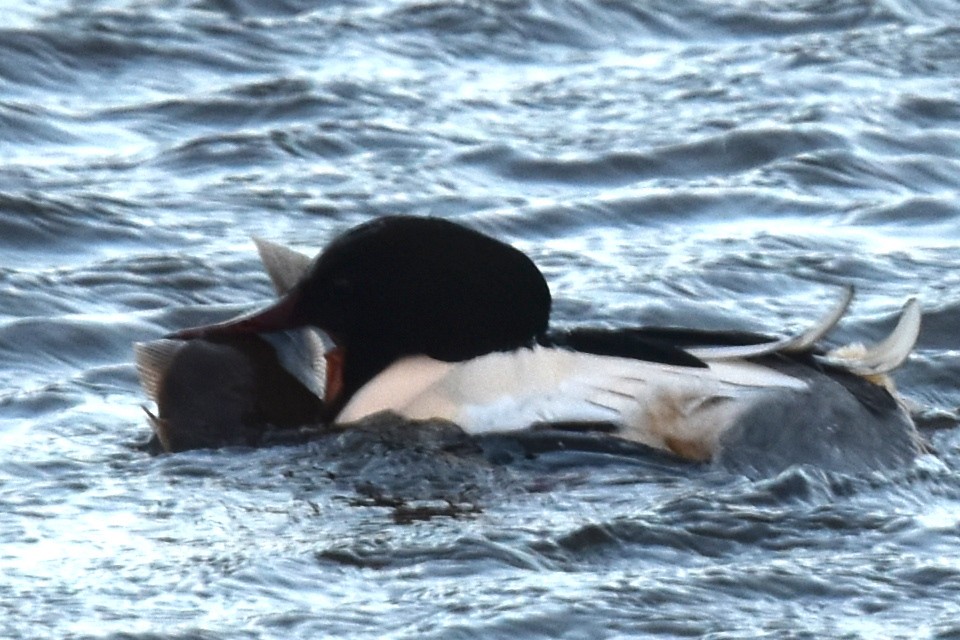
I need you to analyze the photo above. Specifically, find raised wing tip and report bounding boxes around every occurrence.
[252,236,312,296]
[687,285,854,361]
[782,284,854,353]
[818,296,922,376]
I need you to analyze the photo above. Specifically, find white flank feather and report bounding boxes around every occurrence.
[335,347,809,459]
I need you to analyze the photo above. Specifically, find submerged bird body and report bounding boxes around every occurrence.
[335,335,919,472]
[137,216,924,472]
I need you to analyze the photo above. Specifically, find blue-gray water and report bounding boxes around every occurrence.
[3,0,960,638]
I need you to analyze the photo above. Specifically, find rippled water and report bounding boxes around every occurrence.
[3,0,960,638]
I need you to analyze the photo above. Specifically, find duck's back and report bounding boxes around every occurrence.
[335,344,920,473]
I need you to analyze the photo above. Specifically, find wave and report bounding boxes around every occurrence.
[458,126,843,186]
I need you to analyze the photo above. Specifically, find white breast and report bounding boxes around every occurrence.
[335,347,809,460]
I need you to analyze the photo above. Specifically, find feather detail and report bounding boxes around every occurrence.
[686,285,854,360]
[817,297,921,377]
[133,339,187,403]
[252,237,312,296]
[334,347,810,461]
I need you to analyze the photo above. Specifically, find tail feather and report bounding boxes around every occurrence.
[133,339,187,403]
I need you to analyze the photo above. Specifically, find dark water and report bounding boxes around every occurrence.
[3,0,960,637]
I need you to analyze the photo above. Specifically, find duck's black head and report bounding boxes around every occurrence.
[172,215,551,411]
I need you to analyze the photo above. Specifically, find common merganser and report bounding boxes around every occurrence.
[169,215,551,418]
[136,216,924,472]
